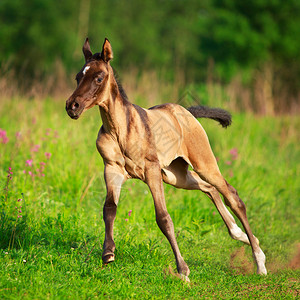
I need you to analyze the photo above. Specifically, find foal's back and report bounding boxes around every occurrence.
[146,103,209,168]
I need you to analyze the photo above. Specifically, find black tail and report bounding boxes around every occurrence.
[187,105,232,128]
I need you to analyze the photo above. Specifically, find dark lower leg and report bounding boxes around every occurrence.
[102,203,117,263]
[155,210,190,276]
[147,166,190,278]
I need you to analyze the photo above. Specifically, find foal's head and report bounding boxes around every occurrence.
[66,38,114,119]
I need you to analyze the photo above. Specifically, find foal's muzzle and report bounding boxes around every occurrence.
[66,98,84,119]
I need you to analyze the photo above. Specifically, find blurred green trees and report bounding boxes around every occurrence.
[0,0,299,90]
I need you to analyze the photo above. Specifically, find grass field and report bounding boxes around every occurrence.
[0,98,299,299]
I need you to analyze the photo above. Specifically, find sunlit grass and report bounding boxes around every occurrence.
[0,98,299,299]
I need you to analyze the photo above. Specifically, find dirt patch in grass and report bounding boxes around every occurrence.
[230,245,300,298]
[288,243,300,270]
[268,243,300,273]
[230,246,254,274]
[231,243,300,275]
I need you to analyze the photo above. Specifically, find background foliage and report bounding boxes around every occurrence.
[1,0,300,113]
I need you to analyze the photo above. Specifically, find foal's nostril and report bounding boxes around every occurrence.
[72,101,80,111]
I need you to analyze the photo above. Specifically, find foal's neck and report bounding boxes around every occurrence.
[98,78,132,136]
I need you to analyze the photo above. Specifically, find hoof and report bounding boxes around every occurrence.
[254,249,267,275]
[180,274,190,283]
[257,266,267,275]
[102,252,115,264]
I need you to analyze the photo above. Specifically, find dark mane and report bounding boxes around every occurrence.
[88,56,129,101]
[112,68,129,101]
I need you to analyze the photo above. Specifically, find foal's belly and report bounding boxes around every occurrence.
[147,109,183,168]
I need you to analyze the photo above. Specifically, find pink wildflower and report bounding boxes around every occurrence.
[125,219,128,222]
[0,129,6,137]
[0,129,9,144]
[128,210,132,217]
[6,167,13,180]
[15,131,21,139]
[229,148,238,160]
[26,159,33,167]
[46,128,51,136]
[45,152,52,159]
[225,160,232,165]
[31,144,41,152]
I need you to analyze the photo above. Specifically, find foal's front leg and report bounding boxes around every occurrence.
[145,164,190,280]
[102,164,126,264]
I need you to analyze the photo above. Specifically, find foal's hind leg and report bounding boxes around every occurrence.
[181,125,266,274]
[190,157,267,275]
[219,181,266,274]
[162,158,250,245]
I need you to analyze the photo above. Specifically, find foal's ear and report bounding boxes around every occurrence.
[101,38,113,63]
[82,38,93,62]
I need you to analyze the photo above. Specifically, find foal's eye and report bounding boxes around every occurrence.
[97,77,103,83]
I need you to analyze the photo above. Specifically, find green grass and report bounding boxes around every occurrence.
[0,98,299,299]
